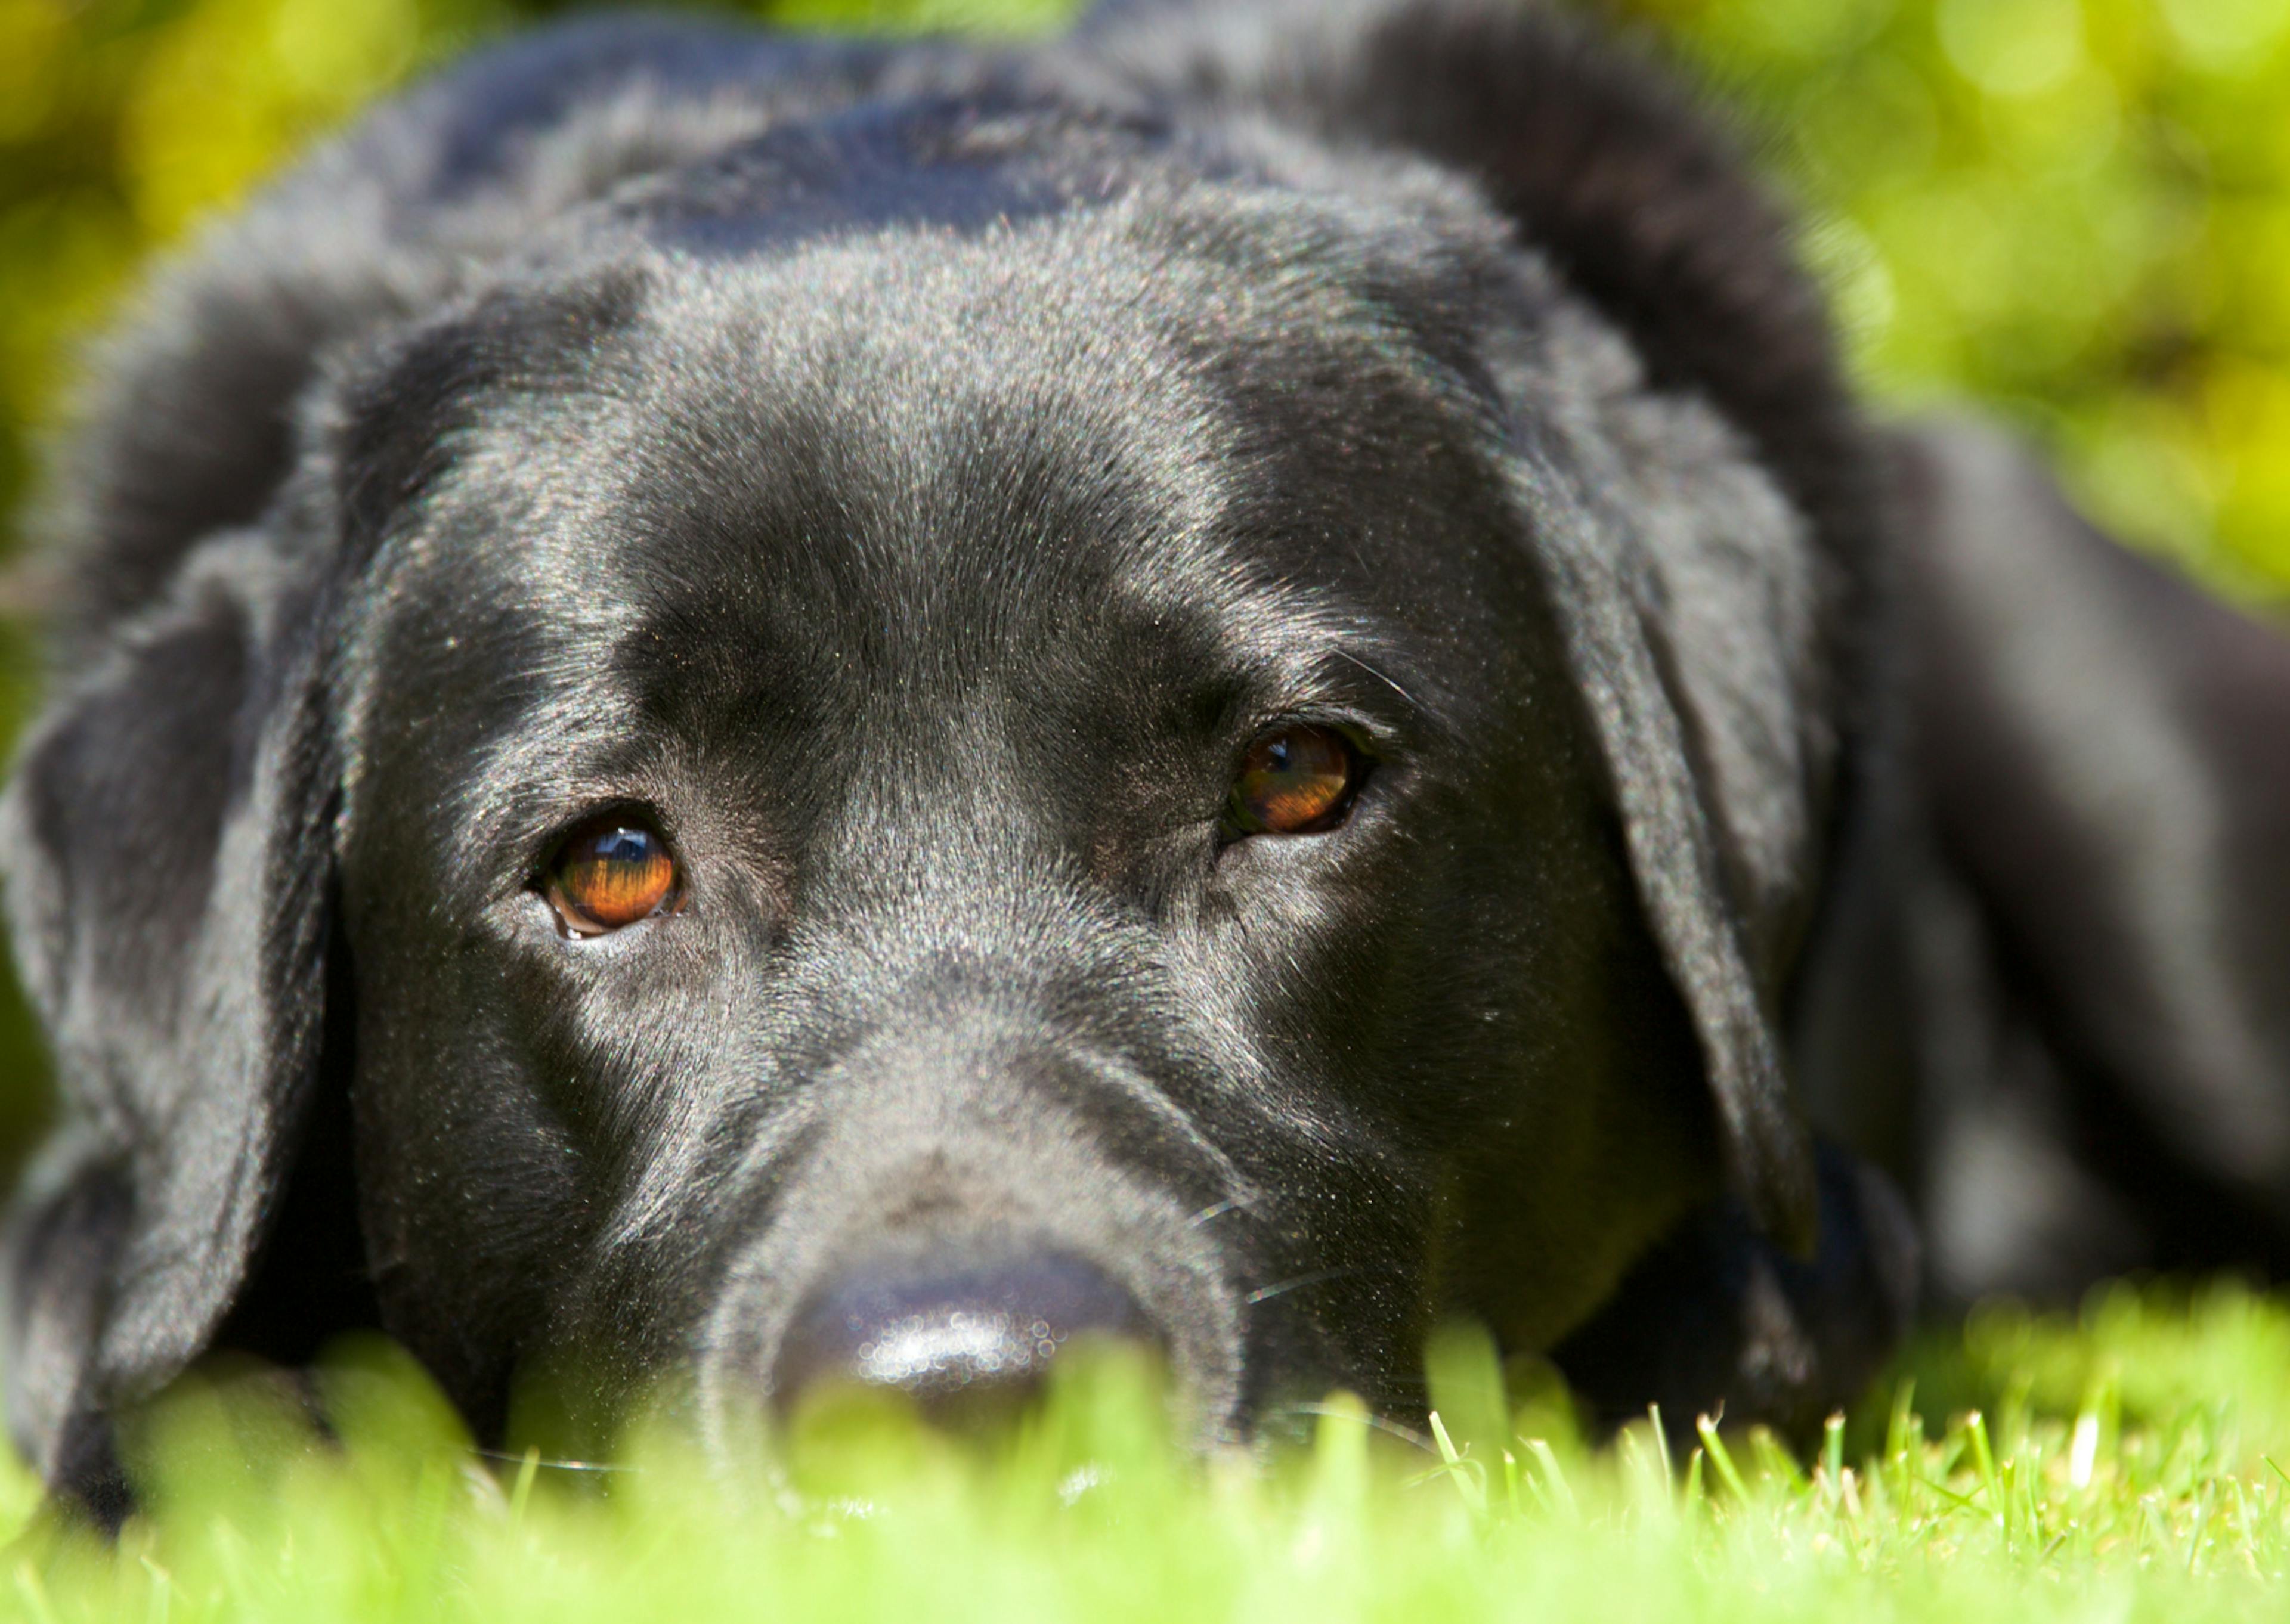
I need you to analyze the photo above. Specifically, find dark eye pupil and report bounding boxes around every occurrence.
[590,828,652,866]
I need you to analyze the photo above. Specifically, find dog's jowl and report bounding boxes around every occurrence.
[7,0,2289,1517]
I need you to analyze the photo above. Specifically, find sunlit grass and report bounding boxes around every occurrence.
[10,1279,2290,1621]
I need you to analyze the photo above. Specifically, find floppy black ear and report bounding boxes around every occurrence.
[1486,310,1825,1253]
[0,528,335,1504]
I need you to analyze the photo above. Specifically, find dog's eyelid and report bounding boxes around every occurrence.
[1268,667,1437,753]
[1245,706,1391,761]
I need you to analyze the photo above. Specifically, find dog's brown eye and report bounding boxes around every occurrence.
[545,821,680,936]
[1227,725,1362,836]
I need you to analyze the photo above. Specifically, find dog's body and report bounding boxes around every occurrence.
[4,0,2286,1517]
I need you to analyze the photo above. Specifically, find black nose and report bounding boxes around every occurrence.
[772,1250,1153,1428]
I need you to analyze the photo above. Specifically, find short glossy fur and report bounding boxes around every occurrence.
[5,0,2283,1521]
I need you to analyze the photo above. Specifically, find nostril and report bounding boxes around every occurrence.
[772,1250,1155,1428]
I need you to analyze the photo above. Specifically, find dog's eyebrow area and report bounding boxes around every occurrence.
[377,499,1470,925]
[386,350,1469,807]
[1230,633,1441,736]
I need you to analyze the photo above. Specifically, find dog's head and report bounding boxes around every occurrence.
[1,5,1879,1494]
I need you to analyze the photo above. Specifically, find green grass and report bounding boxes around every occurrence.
[11,1281,2290,1620]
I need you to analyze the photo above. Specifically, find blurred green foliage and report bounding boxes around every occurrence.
[0,0,2286,1161]
[1620,0,2290,596]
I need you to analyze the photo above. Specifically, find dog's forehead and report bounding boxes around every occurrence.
[344,199,1520,782]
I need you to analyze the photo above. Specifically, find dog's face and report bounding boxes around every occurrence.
[6,16,1882,1504]
[334,203,1720,1446]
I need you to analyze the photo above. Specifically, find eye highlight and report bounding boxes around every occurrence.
[1226,724,1365,838]
[543,819,681,937]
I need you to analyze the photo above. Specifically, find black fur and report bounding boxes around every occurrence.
[4,0,2281,1518]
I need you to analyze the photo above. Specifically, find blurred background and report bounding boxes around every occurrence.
[0,0,2286,1166]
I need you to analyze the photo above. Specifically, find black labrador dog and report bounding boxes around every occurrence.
[6,0,2288,1517]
